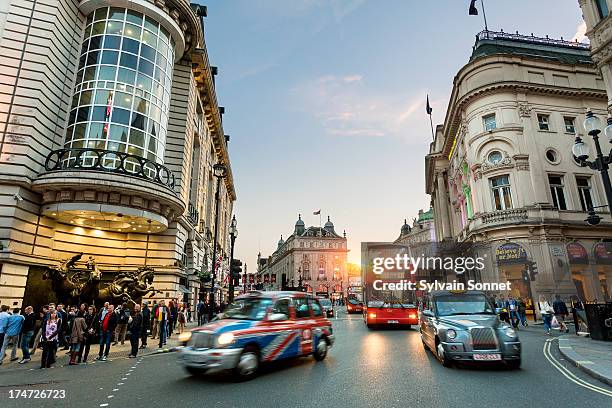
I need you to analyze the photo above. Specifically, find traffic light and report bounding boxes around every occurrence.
[526,261,538,281]
[231,259,243,287]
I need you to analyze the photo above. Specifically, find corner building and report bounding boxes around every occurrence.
[0,0,236,308]
[426,31,612,310]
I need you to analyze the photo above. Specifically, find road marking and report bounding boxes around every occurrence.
[121,377,127,380]
[117,382,124,385]
[100,404,108,407]
[543,338,612,397]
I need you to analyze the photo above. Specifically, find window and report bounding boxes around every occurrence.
[595,0,609,19]
[548,175,567,210]
[490,175,513,210]
[483,114,496,131]
[545,149,558,163]
[538,114,550,131]
[294,297,311,319]
[576,176,594,211]
[488,151,503,165]
[310,298,323,317]
[271,298,291,319]
[564,117,576,133]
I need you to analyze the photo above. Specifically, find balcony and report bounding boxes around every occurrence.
[32,148,185,232]
[480,208,528,224]
[187,202,199,226]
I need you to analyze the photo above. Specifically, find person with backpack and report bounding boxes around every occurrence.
[538,295,555,335]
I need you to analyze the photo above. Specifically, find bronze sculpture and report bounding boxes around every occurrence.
[43,254,159,307]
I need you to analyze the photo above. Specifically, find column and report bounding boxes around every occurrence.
[437,173,452,239]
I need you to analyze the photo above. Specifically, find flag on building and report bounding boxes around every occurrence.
[426,95,433,115]
[313,209,321,215]
[469,0,478,15]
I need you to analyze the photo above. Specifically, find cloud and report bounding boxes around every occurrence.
[292,74,439,141]
[572,21,588,43]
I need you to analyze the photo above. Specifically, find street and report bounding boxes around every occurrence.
[1,308,611,408]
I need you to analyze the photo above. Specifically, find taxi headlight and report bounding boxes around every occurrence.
[446,329,457,340]
[178,331,192,343]
[217,332,235,346]
[505,327,517,338]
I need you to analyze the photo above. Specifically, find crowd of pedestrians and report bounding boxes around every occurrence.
[0,298,193,369]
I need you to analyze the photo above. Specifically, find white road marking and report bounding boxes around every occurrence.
[113,389,119,391]
[121,377,127,380]
[117,382,124,385]
[100,404,109,407]
[543,338,612,397]
[108,395,114,399]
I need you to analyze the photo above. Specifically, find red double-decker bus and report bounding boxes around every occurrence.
[362,243,418,329]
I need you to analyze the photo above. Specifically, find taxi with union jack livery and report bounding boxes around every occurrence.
[178,291,335,380]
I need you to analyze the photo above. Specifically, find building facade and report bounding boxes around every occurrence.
[257,215,348,300]
[425,31,612,309]
[394,208,436,246]
[0,0,236,309]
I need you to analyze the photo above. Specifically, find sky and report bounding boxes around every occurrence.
[199,0,586,268]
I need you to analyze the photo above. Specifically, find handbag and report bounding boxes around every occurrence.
[551,315,560,329]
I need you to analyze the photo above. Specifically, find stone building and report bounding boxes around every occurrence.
[425,30,612,310]
[0,0,236,309]
[257,215,348,300]
[394,208,436,246]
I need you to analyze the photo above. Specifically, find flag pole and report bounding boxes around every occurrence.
[429,113,435,141]
[480,0,488,32]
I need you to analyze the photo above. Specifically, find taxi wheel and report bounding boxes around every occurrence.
[436,342,452,367]
[233,346,259,381]
[313,337,328,361]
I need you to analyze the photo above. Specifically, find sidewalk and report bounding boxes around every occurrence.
[558,335,612,386]
[0,321,198,369]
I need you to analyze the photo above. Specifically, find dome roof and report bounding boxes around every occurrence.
[277,235,284,247]
[324,216,334,229]
[401,219,411,235]
[295,214,305,226]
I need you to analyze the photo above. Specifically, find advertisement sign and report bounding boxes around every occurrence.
[594,242,612,265]
[249,275,254,284]
[566,243,588,264]
[264,274,270,283]
[271,274,277,283]
[495,243,527,264]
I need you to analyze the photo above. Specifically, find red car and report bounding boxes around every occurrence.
[346,298,363,314]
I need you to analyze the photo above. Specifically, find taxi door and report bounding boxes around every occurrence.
[261,297,299,362]
[294,296,315,356]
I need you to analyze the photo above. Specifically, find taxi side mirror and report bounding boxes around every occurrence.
[422,309,434,318]
[268,313,288,322]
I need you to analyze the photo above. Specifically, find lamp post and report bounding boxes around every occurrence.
[572,110,612,216]
[208,163,227,321]
[228,215,238,303]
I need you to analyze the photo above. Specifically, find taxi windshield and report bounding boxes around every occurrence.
[222,298,273,320]
[319,299,332,306]
[434,294,495,317]
[348,299,360,305]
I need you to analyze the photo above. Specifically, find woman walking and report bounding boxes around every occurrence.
[538,295,554,335]
[177,306,186,334]
[40,311,61,368]
[68,311,87,365]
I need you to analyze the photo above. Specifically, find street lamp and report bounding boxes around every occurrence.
[572,110,612,216]
[228,215,238,303]
[208,163,227,321]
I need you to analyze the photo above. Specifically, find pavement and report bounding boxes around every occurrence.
[0,322,198,369]
[558,335,612,387]
[1,308,612,408]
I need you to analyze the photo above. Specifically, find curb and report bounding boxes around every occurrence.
[558,335,612,387]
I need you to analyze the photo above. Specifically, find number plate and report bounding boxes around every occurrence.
[387,320,399,324]
[473,353,501,361]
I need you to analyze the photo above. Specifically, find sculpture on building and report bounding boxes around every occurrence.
[43,254,158,307]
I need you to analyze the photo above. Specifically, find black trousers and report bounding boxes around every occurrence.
[77,337,92,362]
[140,324,148,346]
[41,340,57,368]
[130,333,139,356]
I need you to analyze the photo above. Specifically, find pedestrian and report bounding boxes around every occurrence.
[167,300,176,337]
[18,306,36,364]
[128,304,143,358]
[97,304,117,361]
[518,298,528,327]
[155,300,168,350]
[0,308,24,364]
[68,311,87,365]
[31,305,48,355]
[40,310,61,368]
[78,305,96,363]
[0,305,10,352]
[140,301,150,349]
[151,301,159,339]
[56,304,69,350]
[114,303,129,345]
[507,296,520,328]
[197,299,205,325]
[553,294,570,333]
[178,306,186,334]
[538,295,554,335]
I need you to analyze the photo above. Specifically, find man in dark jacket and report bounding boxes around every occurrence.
[128,304,143,358]
[553,295,570,333]
[56,304,69,350]
[140,301,150,349]
[18,306,36,364]
[96,304,117,361]
[155,300,168,349]
[150,301,159,339]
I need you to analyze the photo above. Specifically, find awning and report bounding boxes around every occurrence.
[178,285,191,294]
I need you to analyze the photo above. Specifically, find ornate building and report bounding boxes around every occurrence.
[0,1,236,309]
[394,208,436,246]
[425,30,612,309]
[257,215,348,300]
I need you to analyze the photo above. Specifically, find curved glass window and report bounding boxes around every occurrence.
[63,6,175,174]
